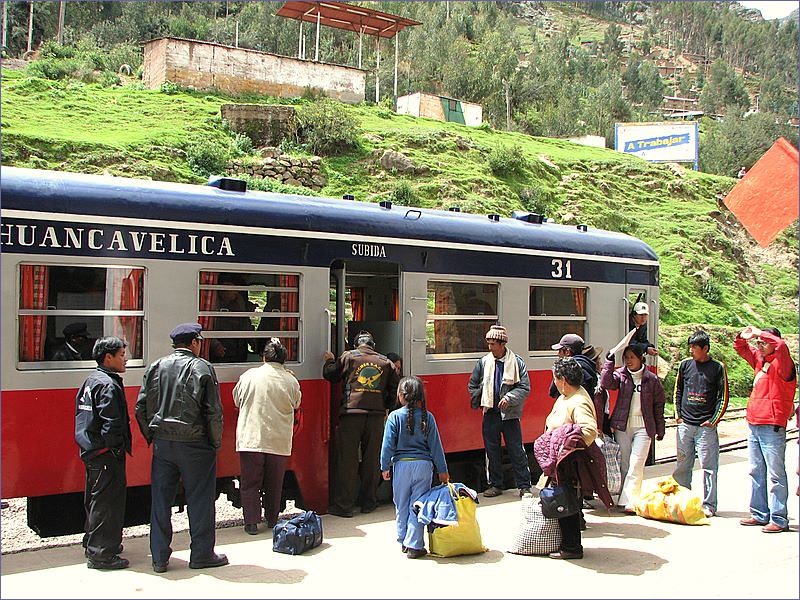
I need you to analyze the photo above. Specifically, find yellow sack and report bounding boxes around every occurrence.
[634,476,710,525]
[429,484,488,557]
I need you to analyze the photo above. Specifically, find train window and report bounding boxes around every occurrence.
[426,281,498,354]
[17,264,145,368]
[198,271,300,363]
[528,286,587,352]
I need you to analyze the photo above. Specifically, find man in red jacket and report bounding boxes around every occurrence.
[734,325,797,533]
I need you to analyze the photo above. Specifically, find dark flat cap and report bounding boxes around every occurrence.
[63,322,90,338]
[170,322,203,342]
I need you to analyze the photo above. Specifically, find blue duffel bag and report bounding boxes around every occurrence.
[272,510,323,555]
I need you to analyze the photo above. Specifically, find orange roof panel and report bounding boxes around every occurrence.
[723,137,799,247]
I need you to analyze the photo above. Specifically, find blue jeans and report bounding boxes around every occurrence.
[673,422,719,512]
[482,411,531,489]
[150,439,218,564]
[747,424,789,529]
[391,460,433,551]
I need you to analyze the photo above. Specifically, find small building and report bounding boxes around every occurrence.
[396,92,483,126]
[142,37,366,104]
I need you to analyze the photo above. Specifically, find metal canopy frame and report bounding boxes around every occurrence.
[276,1,421,102]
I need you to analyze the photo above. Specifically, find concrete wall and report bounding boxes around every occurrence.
[396,92,483,126]
[142,37,365,104]
[220,104,297,147]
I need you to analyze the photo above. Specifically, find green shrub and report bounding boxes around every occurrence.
[39,41,76,60]
[97,72,121,88]
[700,279,723,304]
[518,184,554,214]
[26,57,81,80]
[488,144,528,177]
[185,142,230,177]
[392,181,417,206]
[297,100,361,156]
[232,132,254,156]
[160,81,181,95]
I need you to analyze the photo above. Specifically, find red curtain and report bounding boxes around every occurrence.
[350,287,365,322]
[198,271,218,360]
[19,265,49,361]
[110,268,144,358]
[280,275,299,360]
[572,288,586,316]
[391,288,399,321]
[433,284,455,353]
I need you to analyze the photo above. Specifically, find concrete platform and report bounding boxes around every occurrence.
[2,445,797,599]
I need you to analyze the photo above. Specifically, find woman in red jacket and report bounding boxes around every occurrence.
[734,325,797,533]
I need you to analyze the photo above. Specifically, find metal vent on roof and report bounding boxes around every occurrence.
[206,177,247,193]
[379,200,393,209]
[487,214,500,222]
[343,194,355,201]
[512,211,544,224]
[576,224,588,232]
[448,206,461,212]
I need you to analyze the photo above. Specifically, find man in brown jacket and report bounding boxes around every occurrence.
[323,331,400,517]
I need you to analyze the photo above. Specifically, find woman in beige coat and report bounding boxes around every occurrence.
[233,338,301,534]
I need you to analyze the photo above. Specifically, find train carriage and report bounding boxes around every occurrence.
[0,166,659,535]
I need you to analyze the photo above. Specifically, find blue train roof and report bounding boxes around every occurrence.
[0,167,658,263]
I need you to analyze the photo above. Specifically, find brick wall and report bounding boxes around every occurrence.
[142,37,365,104]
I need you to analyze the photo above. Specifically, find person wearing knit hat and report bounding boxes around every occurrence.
[468,325,532,498]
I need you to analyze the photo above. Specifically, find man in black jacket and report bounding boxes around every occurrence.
[136,323,227,573]
[75,336,131,570]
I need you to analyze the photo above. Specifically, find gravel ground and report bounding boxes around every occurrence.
[0,496,246,555]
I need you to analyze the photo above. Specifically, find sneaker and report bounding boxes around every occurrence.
[87,555,130,570]
[189,553,229,569]
[244,523,258,535]
[740,517,768,526]
[152,561,168,574]
[483,486,503,498]
[406,548,428,559]
[519,487,532,498]
[702,506,715,518]
[762,523,789,533]
[548,550,583,560]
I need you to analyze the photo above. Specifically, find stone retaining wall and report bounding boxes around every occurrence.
[229,153,326,192]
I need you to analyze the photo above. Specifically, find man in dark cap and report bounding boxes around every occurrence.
[75,336,131,570]
[468,325,532,498]
[548,333,598,400]
[53,322,92,361]
[135,323,227,573]
[323,331,400,517]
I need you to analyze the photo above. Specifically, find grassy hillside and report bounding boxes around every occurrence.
[2,67,797,398]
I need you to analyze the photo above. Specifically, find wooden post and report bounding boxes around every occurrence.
[298,20,303,58]
[57,0,65,45]
[234,20,239,48]
[314,10,320,61]
[375,38,380,103]
[2,1,8,51]
[393,29,399,102]
[27,0,33,54]
[358,28,363,69]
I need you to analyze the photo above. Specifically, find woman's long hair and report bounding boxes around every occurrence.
[399,375,429,435]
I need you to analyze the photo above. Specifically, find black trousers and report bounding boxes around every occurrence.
[557,476,582,553]
[83,451,127,561]
[332,413,384,513]
[150,439,217,564]
[238,451,288,527]
[482,411,532,489]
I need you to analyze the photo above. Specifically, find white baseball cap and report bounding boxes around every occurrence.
[633,302,649,315]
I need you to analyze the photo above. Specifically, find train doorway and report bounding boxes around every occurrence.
[326,259,402,507]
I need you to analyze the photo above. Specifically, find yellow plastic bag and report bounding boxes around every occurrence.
[429,484,488,557]
[634,476,710,525]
